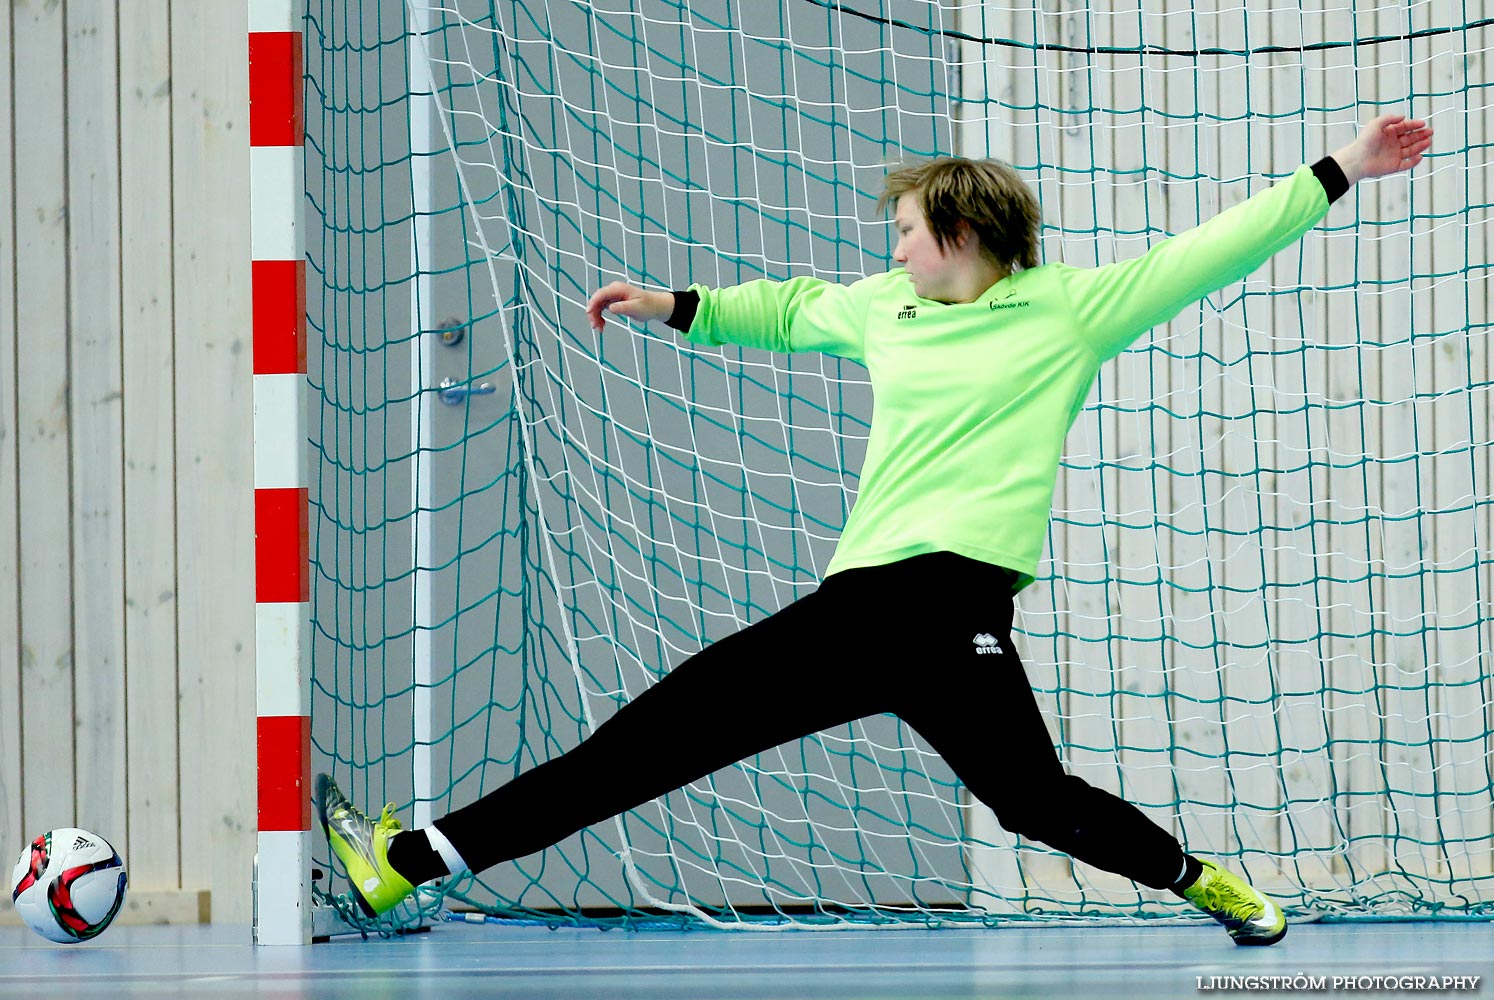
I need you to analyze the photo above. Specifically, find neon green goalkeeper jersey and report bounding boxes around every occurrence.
[679,164,1332,590]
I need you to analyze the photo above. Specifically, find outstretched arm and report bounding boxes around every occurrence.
[587,275,872,361]
[1063,113,1435,360]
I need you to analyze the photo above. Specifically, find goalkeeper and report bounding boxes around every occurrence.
[317,114,1432,945]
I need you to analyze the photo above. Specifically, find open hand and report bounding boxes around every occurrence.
[1334,114,1434,183]
[586,282,675,331]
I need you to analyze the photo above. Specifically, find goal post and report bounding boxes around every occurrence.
[299,0,1493,935]
[249,0,313,947]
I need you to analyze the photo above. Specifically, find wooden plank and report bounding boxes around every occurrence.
[1474,17,1494,890]
[0,889,210,927]
[119,888,211,926]
[1149,5,1189,876]
[1261,0,1321,883]
[1421,13,1486,887]
[1107,7,1174,905]
[1213,0,1278,876]
[1315,0,1377,903]
[171,0,256,924]
[1371,0,1432,893]
[1168,0,1235,867]
[1395,4,1443,884]
[13,0,75,836]
[1154,4,1220,878]
[1347,1,1392,883]
[0,0,22,861]
[1226,0,1275,867]
[1146,6,1187,865]
[1163,3,1221,882]
[120,0,183,893]
[66,0,129,858]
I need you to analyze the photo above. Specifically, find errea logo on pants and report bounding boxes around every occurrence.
[973,633,1004,655]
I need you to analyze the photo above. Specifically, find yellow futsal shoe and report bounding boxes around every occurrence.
[1183,859,1287,946]
[315,773,415,917]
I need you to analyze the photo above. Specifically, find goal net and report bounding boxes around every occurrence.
[303,0,1494,930]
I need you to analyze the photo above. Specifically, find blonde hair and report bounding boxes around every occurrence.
[878,156,1042,272]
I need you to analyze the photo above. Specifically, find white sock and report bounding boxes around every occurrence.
[426,825,470,876]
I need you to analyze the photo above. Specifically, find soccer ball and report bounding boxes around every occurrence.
[10,829,128,943]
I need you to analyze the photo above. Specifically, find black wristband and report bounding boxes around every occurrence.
[666,289,700,331]
[1311,156,1350,205]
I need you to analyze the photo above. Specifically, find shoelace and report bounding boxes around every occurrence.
[376,804,403,834]
[1200,875,1259,923]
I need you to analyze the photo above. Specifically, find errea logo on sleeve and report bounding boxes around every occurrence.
[973,633,1004,654]
[897,305,918,320]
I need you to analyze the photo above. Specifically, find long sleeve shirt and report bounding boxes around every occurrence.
[670,160,1347,590]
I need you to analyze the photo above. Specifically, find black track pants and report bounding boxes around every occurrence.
[436,551,1187,890]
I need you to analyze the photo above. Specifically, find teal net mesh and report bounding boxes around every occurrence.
[305,0,1494,931]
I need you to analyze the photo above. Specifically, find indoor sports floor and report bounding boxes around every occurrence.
[1,918,1490,998]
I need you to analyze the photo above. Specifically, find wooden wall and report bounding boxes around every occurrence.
[0,0,254,924]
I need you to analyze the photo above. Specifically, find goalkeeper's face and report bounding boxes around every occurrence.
[891,193,974,304]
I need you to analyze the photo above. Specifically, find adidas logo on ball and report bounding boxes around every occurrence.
[972,633,1003,654]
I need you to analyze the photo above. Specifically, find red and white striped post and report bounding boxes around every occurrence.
[249,0,311,946]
